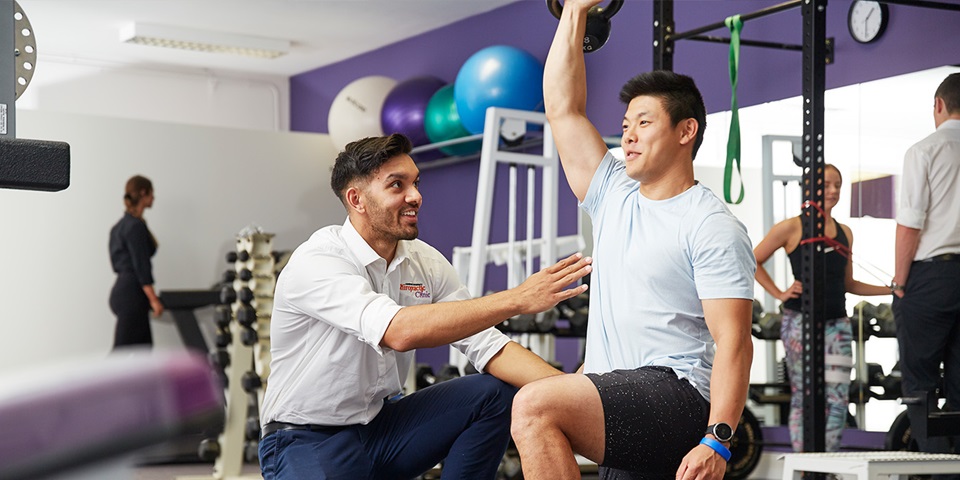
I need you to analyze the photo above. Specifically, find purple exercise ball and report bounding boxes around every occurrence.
[380,76,447,146]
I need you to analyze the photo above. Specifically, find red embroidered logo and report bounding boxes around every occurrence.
[400,283,431,298]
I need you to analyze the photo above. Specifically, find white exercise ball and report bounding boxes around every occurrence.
[328,75,397,150]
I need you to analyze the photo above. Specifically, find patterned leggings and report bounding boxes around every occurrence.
[780,308,853,452]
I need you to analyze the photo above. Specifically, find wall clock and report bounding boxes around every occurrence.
[848,0,889,44]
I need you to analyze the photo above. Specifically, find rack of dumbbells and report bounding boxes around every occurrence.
[188,232,275,480]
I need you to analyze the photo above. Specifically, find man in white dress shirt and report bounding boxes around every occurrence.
[893,72,960,464]
[257,133,592,480]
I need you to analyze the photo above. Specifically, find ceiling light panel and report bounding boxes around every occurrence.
[119,22,290,59]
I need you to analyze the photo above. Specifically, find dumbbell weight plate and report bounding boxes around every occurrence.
[885,410,918,451]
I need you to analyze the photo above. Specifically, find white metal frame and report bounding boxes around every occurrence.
[451,107,582,364]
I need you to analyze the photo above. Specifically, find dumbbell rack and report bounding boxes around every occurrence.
[451,107,585,365]
[180,231,275,480]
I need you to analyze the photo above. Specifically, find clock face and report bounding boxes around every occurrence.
[848,0,888,44]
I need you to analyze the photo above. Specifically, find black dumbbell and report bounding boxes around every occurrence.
[865,363,885,387]
[220,285,237,305]
[878,366,903,400]
[239,268,253,281]
[241,371,262,393]
[436,364,461,383]
[237,305,257,327]
[198,438,220,461]
[209,349,230,370]
[751,313,781,340]
[872,305,896,337]
[506,313,536,332]
[752,299,764,325]
[546,0,623,53]
[241,326,258,346]
[215,328,232,348]
[415,363,436,390]
[245,417,261,441]
[226,251,238,263]
[559,293,590,334]
[566,292,589,310]
[534,307,559,332]
[222,269,237,283]
[238,287,255,304]
[238,250,250,262]
[214,305,232,329]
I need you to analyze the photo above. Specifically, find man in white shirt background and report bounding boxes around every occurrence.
[893,72,960,464]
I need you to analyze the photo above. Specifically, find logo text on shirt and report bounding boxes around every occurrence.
[400,283,431,299]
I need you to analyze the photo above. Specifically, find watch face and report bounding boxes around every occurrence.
[713,423,733,441]
[848,0,888,44]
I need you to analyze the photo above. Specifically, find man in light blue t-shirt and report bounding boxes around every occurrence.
[510,1,756,479]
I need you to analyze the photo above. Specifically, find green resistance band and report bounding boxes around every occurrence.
[724,15,745,204]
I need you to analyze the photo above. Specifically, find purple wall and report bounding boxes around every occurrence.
[290,0,960,371]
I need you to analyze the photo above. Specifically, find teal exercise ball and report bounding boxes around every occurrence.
[454,45,544,135]
[424,84,481,156]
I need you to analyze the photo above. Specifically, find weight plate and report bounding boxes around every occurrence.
[13,1,37,99]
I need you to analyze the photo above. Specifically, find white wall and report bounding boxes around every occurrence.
[0,109,341,373]
[18,57,289,131]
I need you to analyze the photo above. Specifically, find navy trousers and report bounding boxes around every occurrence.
[258,373,517,480]
[895,259,960,478]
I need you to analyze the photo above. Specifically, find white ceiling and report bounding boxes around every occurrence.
[15,0,520,77]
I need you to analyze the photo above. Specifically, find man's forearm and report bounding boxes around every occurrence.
[382,253,592,351]
[485,341,564,388]
[707,337,753,432]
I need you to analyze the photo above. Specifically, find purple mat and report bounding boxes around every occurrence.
[0,350,223,480]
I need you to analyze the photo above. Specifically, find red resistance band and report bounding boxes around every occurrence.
[798,201,852,260]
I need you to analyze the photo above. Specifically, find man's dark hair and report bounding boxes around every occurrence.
[619,70,707,159]
[936,72,960,114]
[330,133,413,202]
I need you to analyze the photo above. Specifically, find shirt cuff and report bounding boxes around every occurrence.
[896,207,926,230]
[360,300,403,355]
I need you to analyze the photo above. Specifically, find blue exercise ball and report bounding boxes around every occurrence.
[381,76,446,147]
[454,45,544,135]
[424,84,482,156]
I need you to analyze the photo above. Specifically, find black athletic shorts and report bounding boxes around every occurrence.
[585,366,710,479]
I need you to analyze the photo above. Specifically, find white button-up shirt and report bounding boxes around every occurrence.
[260,218,511,427]
[897,119,960,260]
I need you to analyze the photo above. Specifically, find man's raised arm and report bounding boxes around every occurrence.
[544,0,612,202]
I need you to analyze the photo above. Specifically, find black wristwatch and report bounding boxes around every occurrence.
[706,422,734,443]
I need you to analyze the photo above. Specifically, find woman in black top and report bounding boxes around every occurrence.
[753,164,889,451]
[109,175,163,348]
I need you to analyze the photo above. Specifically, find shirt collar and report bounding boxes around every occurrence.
[939,118,960,131]
[340,217,409,269]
